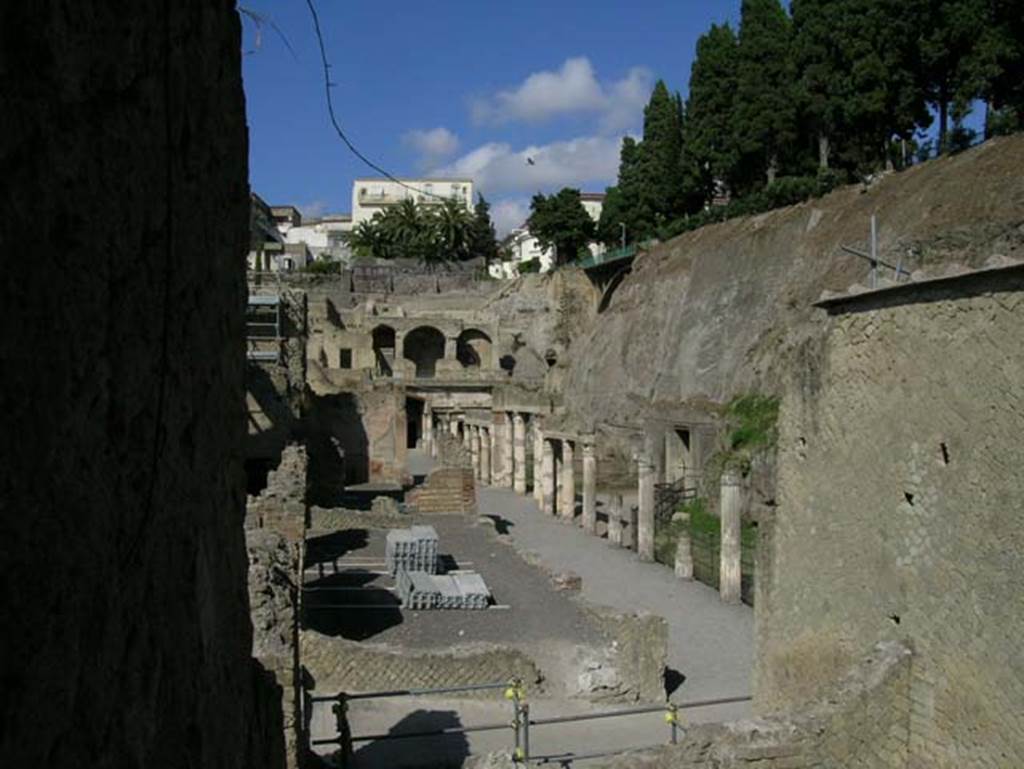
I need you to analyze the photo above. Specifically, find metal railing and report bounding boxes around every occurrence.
[307,678,751,767]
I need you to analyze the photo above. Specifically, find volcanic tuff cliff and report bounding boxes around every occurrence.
[560,135,1024,428]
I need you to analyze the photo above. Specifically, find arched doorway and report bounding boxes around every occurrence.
[372,325,396,376]
[403,326,445,378]
[456,329,492,369]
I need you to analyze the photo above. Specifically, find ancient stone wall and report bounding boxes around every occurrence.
[247,444,310,541]
[0,3,283,767]
[599,641,912,769]
[302,635,541,694]
[758,268,1024,767]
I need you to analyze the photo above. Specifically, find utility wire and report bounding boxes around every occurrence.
[303,0,448,201]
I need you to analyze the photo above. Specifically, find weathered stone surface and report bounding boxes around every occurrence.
[561,136,1024,433]
[551,570,583,592]
[302,634,542,695]
[582,606,669,703]
[371,495,401,515]
[0,3,283,767]
[759,267,1024,766]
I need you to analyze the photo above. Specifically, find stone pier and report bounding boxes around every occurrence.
[624,497,638,550]
[581,441,596,533]
[720,470,742,604]
[541,438,555,515]
[470,426,481,479]
[513,413,527,494]
[607,493,623,546]
[559,439,575,522]
[533,427,544,505]
[675,513,693,580]
[480,427,491,485]
[637,453,655,561]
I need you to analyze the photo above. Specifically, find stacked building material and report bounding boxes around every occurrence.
[396,568,440,610]
[450,571,490,609]
[385,525,439,575]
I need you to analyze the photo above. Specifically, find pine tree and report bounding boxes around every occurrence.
[468,194,499,265]
[733,0,799,188]
[915,0,993,153]
[979,0,1024,135]
[684,23,741,203]
[792,0,848,170]
[638,81,687,222]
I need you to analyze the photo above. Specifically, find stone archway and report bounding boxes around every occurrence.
[371,324,396,376]
[456,328,492,369]
[403,326,446,378]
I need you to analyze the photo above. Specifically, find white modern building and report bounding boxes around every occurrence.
[273,207,353,262]
[351,178,474,225]
[489,192,606,279]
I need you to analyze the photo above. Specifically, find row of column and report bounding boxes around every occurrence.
[422,408,742,606]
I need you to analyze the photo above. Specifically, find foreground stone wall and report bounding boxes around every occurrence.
[302,634,541,694]
[0,3,283,767]
[599,642,912,769]
[758,268,1024,766]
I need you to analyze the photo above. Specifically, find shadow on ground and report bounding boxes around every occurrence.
[351,710,469,769]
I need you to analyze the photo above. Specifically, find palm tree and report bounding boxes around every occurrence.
[431,199,473,263]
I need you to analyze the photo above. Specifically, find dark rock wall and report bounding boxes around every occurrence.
[0,3,282,767]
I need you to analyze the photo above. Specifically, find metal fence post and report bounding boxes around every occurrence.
[521,702,531,763]
[666,703,679,745]
[333,693,351,769]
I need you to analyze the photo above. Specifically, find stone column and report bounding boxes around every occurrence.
[674,514,693,580]
[533,427,544,505]
[470,426,481,479]
[541,438,556,515]
[480,427,491,485]
[720,470,743,604]
[462,420,471,449]
[489,426,497,485]
[450,417,459,438]
[607,493,623,546]
[581,442,597,533]
[559,440,575,522]
[501,413,514,488]
[444,335,458,362]
[513,413,527,494]
[637,453,656,561]
[423,406,433,454]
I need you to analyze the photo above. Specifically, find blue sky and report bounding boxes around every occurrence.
[241,0,739,233]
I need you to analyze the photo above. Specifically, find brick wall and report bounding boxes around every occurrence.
[407,466,477,515]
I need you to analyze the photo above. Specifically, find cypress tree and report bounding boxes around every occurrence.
[638,80,687,222]
[684,23,741,203]
[733,0,799,188]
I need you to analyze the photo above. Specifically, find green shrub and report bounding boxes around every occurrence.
[518,257,541,274]
[726,394,780,452]
[303,259,340,275]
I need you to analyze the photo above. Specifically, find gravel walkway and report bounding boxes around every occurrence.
[467,459,754,717]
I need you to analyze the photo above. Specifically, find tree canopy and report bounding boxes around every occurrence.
[527,188,595,266]
[345,198,488,264]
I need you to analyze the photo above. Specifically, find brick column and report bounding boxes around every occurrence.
[480,427,491,485]
[559,439,575,522]
[489,425,497,485]
[637,453,655,561]
[423,405,433,453]
[541,438,555,515]
[581,442,597,533]
[513,413,527,494]
[720,470,742,604]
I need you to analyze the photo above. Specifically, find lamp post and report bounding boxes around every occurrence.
[620,222,626,252]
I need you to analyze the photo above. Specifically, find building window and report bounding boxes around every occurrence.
[338,349,352,369]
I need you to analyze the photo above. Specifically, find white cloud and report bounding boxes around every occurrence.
[402,127,460,167]
[490,198,531,237]
[471,57,652,133]
[431,135,622,198]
